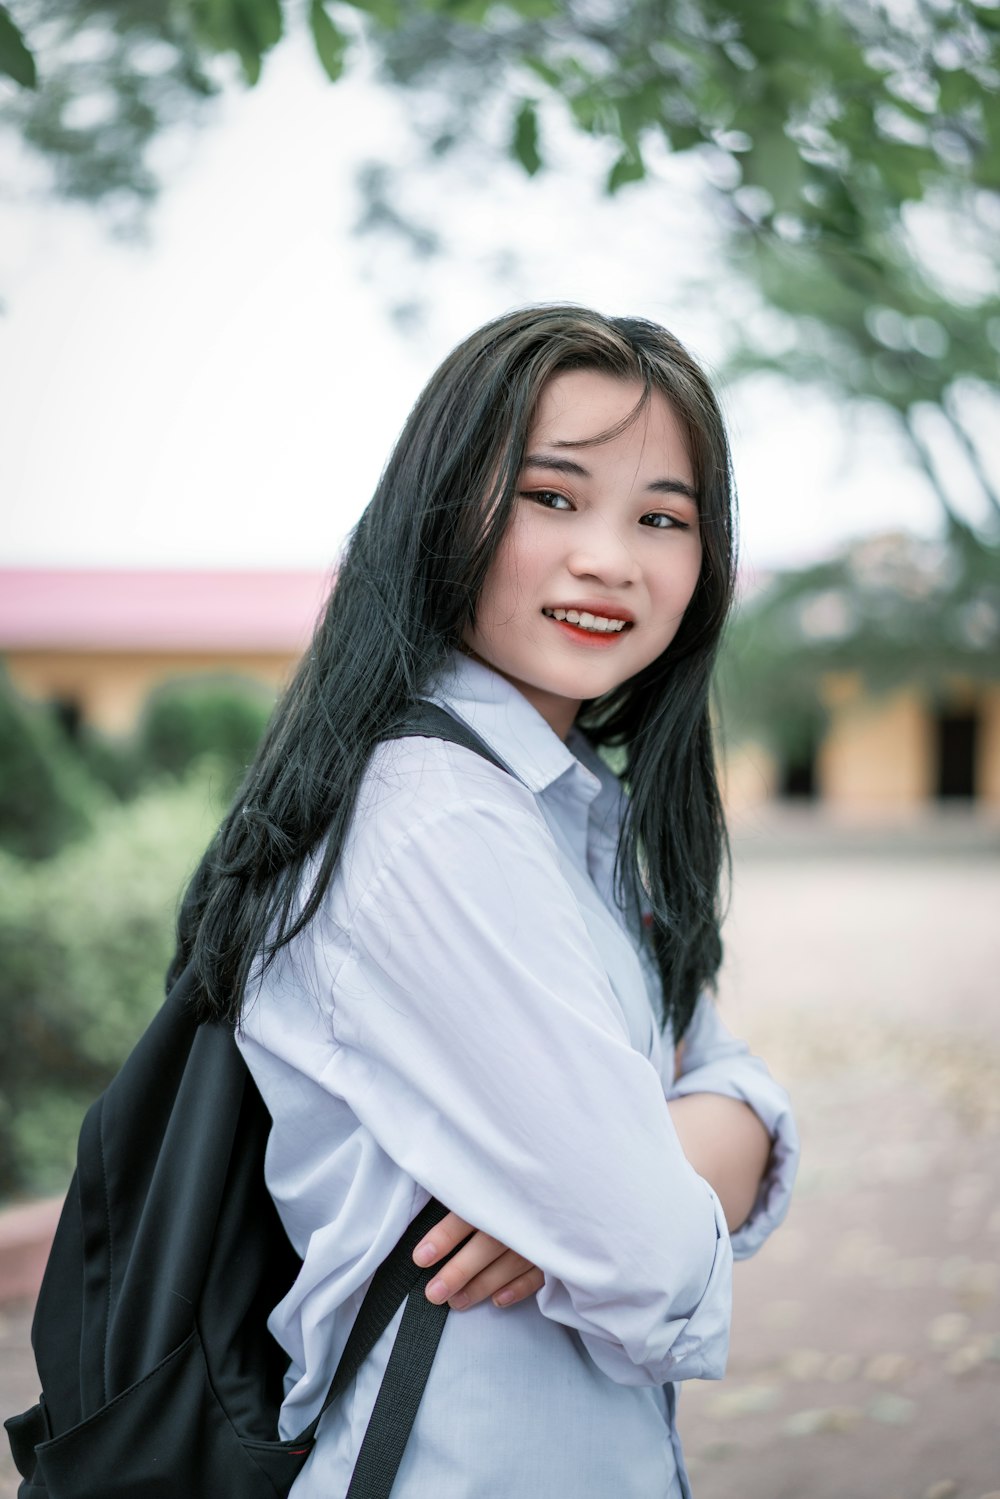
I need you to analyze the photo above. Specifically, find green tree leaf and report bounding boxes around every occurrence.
[0,2,36,89]
[504,0,560,18]
[440,0,492,24]
[524,53,563,90]
[973,5,1000,33]
[252,0,283,50]
[512,98,542,175]
[310,0,348,81]
[607,148,645,192]
[340,0,401,26]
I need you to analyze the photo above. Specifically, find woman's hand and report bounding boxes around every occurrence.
[413,1212,544,1311]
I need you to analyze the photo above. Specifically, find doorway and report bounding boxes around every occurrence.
[934,707,978,799]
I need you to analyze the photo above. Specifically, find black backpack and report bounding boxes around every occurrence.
[5,704,510,1499]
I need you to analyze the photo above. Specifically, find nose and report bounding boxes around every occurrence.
[566,517,639,589]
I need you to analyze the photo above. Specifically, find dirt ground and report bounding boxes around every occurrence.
[3,813,999,1499]
[679,815,1000,1499]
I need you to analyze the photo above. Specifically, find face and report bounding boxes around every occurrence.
[464,367,703,739]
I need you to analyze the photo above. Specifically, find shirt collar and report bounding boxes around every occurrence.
[423,649,603,799]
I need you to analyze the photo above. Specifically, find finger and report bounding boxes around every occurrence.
[412,1212,475,1268]
[493,1267,545,1309]
[443,1250,538,1310]
[423,1231,508,1304]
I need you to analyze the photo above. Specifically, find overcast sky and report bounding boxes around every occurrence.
[0,32,972,584]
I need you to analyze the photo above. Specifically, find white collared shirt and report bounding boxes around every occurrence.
[236,650,798,1498]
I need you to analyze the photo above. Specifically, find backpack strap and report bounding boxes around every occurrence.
[291,698,515,1496]
[292,1195,470,1497]
[381,698,516,779]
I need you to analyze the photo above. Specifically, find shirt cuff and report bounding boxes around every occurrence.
[541,1177,733,1386]
[668,1060,800,1260]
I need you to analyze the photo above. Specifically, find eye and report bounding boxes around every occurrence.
[641,512,691,530]
[521,489,573,511]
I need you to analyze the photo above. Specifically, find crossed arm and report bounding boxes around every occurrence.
[414,1088,772,1312]
[327,787,792,1339]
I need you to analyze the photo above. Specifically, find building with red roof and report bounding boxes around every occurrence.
[2,559,998,810]
[0,568,332,732]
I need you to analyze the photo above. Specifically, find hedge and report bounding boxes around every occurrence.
[0,767,225,1199]
[0,672,102,860]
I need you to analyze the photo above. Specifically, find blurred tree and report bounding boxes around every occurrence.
[716,527,1000,759]
[3,0,997,524]
[0,766,220,1197]
[0,669,100,859]
[77,726,147,801]
[0,2,34,87]
[137,675,274,794]
[348,0,1000,539]
[0,0,217,228]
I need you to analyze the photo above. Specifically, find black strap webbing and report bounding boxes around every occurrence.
[304,1196,459,1436]
[346,1286,450,1499]
[381,698,515,779]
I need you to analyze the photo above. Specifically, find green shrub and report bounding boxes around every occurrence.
[0,671,102,859]
[137,677,274,796]
[77,729,147,801]
[0,768,224,1200]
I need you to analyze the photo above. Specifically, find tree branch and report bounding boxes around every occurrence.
[902,408,968,534]
[943,394,1000,523]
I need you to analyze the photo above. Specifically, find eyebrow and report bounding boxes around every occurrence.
[522,451,700,505]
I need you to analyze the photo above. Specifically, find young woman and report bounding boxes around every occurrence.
[178,305,798,1497]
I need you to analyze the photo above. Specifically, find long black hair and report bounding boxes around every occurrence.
[174,305,738,1040]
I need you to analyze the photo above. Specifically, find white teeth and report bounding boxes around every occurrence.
[542,607,629,633]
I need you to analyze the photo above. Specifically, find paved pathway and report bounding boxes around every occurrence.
[679,833,1000,1499]
[3,826,998,1498]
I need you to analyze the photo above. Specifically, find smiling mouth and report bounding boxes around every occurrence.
[541,607,633,635]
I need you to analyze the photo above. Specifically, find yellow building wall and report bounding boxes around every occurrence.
[720,741,779,813]
[817,682,933,808]
[978,685,1000,807]
[7,649,1000,811]
[5,649,296,735]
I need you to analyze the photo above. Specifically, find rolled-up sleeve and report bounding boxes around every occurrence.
[323,797,733,1386]
[666,992,800,1260]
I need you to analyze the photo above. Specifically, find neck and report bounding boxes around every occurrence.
[455,643,579,740]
